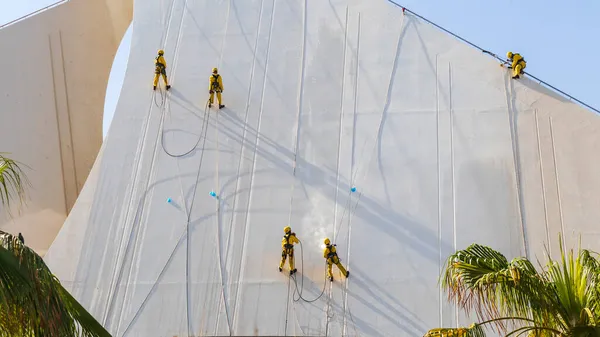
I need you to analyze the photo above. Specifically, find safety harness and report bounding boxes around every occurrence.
[283,233,294,249]
[155,56,166,74]
[325,244,337,259]
[210,74,221,92]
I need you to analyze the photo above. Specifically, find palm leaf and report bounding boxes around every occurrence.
[539,237,600,333]
[0,153,30,215]
[0,230,111,337]
[441,244,553,330]
[437,240,600,337]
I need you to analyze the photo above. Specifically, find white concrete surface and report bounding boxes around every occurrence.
[0,0,132,255]
[45,0,600,335]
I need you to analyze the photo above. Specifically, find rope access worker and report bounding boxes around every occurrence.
[279,226,299,275]
[323,238,349,281]
[506,51,526,79]
[153,49,171,90]
[209,67,225,109]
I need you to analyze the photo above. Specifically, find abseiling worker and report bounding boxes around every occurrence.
[506,51,526,79]
[153,49,171,90]
[279,226,299,275]
[209,67,225,109]
[323,238,349,282]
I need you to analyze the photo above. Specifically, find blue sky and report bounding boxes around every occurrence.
[4,0,600,139]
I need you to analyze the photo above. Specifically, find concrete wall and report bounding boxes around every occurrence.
[0,0,132,255]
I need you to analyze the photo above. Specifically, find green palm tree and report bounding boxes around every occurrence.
[0,154,111,336]
[424,240,600,337]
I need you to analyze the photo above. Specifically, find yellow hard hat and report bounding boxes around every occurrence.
[324,238,331,245]
[158,49,164,55]
[213,67,218,73]
[506,51,513,59]
[284,226,291,234]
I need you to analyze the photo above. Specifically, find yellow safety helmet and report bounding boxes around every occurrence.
[213,67,218,74]
[158,49,164,55]
[506,51,513,59]
[324,238,331,245]
[284,226,291,234]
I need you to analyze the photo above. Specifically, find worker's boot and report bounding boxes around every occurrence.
[166,85,171,90]
[346,271,350,277]
[153,85,157,90]
[329,276,333,282]
[219,104,225,109]
[290,268,297,275]
[278,267,282,272]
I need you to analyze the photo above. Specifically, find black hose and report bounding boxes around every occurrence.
[160,99,210,158]
[291,240,328,303]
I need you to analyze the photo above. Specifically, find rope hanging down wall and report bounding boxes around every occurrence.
[388,1,600,115]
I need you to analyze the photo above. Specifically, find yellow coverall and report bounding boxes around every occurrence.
[324,244,348,280]
[279,233,299,272]
[509,53,526,79]
[209,73,224,106]
[153,55,170,88]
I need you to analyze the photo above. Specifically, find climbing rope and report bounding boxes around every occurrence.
[390,1,600,114]
[102,0,179,325]
[118,98,213,337]
[153,81,167,108]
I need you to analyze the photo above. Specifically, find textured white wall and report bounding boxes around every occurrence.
[0,0,132,255]
[44,0,600,335]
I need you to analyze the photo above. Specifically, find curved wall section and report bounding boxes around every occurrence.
[0,0,132,255]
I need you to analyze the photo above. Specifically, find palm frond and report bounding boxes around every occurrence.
[540,237,600,332]
[437,239,600,337]
[0,153,30,215]
[504,325,564,337]
[0,230,111,337]
[441,244,553,330]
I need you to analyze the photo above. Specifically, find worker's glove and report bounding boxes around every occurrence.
[209,90,214,94]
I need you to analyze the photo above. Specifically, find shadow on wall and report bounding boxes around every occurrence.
[517,75,570,105]
[456,158,523,254]
[79,4,453,333]
[206,105,447,335]
[184,0,286,101]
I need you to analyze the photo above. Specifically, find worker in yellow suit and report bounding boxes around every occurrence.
[506,52,526,79]
[323,238,349,281]
[279,226,299,275]
[209,67,225,109]
[153,49,171,90]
